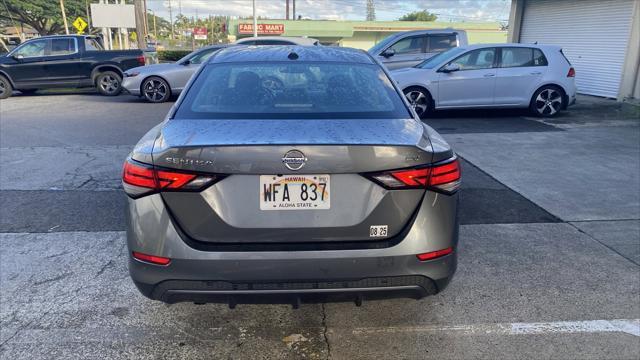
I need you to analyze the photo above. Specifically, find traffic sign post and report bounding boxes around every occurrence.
[73,17,88,34]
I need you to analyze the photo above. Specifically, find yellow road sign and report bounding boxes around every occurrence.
[73,17,88,34]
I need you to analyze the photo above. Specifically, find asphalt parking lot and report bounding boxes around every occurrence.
[1,91,639,359]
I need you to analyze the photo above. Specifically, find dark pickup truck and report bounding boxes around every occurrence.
[0,35,145,99]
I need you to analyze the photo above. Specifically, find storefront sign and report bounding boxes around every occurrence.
[238,23,285,35]
[193,27,208,40]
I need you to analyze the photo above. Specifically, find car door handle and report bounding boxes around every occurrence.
[483,73,495,77]
[530,71,542,75]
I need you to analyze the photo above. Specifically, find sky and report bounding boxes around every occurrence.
[146,0,512,23]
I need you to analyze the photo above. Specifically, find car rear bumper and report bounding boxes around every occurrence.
[131,260,457,305]
[126,190,459,304]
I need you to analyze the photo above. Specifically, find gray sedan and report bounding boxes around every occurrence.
[123,46,460,306]
[121,45,228,103]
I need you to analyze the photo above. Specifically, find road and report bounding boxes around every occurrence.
[0,91,638,359]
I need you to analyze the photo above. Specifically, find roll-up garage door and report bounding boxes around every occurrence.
[519,0,634,98]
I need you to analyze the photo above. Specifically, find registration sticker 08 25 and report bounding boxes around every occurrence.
[369,225,388,238]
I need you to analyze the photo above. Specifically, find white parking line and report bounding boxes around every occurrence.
[352,319,640,337]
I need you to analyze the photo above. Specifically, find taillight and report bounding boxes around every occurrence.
[567,67,575,77]
[122,158,222,198]
[137,55,146,66]
[368,158,461,193]
[132,251,171,266]
[416,247,454,261]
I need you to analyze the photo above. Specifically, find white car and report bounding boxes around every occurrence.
[122,45,228,103]
[391,43,576,117]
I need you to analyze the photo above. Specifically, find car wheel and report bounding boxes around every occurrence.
[141,76,171,103]
[96,71,123,96]
[403,87,432,118]
[531,86,564,117]
[0,76,12,100]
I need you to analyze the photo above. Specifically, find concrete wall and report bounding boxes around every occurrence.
[507,0,524,43]
[619,0,640,100]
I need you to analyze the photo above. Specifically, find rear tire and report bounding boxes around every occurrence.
[96,71,122,96]
[141,76,171,103]
[403,86,432,119]
[530,85,564,117]
[0,75,12,99]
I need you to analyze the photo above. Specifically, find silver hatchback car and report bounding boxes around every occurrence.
[123,46,460,306]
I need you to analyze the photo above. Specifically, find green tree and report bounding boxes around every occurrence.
[0,0,89,35]
[146,12,172,39]
[399,10,438,22]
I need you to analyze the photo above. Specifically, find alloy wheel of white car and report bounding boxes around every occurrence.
[142,77,171,103]
[403,88,431,118]
[534,88,563,117]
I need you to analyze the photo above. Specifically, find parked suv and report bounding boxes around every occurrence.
[393,43,577,117]
[124,45,460,306]
[369,29,468,70]
[0,35,145,99]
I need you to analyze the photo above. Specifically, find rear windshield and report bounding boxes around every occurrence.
[174,62,411,119]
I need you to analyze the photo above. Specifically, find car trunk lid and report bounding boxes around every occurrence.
[152,118,435,244]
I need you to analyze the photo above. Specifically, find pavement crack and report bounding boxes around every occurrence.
[568,222,640,267]
[77,175,95,189]
[45,250,70,259]
[95,259,115,278]
[33,272,72,286]
[321,303,332,359]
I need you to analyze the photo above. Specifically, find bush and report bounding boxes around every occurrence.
[157,50,191,62]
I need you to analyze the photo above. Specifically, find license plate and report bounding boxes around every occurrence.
[260,174,330,210]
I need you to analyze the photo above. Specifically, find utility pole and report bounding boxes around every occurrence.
[85,0,91,33]
[286,0,289,20]
[121,0,129,50]
[100,0,111,50]
[292,0,296,20]
[168,0,174,39]
[142,0,148,42]
[252,0,257,37]
[134,0,146,49]
[210,15,214,45]
[59,0,70,34]
[366,0,376,21]
[149,9,158,47]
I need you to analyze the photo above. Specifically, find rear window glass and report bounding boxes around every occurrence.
[51,38,76,55]
[174,62,410,120]
[428,35,456,52]
[388,36,424,55]
[85,38,102,51]
[500,47,547,67]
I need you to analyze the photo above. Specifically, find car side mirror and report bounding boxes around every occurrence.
[381,48,395,58]
[12,54,24,61]
[181,59,191,66]
[440,63,460,73]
